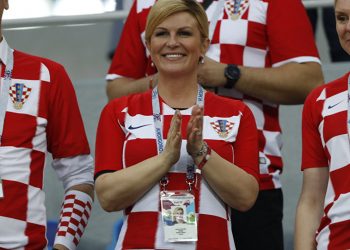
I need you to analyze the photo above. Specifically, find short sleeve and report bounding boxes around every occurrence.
[301,87,328,170]
[46,64,90,159]
[233,105,259,182]
[267,0,320,66]
[95,100,126,177]
[107,1,150,80]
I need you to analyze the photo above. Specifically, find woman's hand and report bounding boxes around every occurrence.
[161,110,182,167]
[186,105,204,161]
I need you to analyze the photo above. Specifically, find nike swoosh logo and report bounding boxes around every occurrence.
[328,100,343,109]
[128,124,151,130]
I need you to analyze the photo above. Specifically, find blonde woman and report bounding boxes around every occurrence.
[95,0,259,249]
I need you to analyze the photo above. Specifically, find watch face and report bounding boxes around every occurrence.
[226,65,240,80]
[224,64,240,89]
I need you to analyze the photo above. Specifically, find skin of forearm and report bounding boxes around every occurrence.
[236,62,324,104]
[68,183,94,200]
[95,153,173,212]
[294,168,328,250]
[106,76,152,100]
[199,151,259,211]
[200,59,324,104]
[295,198,323,250]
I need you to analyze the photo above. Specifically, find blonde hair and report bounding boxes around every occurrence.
[145,0,209,43]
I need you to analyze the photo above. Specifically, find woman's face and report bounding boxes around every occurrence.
[176,209,184,216]
[335,0,350,54]
[175,208,184,223]
[147,12,208,77]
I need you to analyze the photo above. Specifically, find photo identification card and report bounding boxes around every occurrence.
[160,191,197,242]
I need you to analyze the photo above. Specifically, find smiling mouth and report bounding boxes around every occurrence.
[163,53,185,59]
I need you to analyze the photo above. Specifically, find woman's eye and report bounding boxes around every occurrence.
[154,31,168,37]
[179,31,192,37]
[336,14,348,23]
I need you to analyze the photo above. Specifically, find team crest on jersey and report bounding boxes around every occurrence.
[225,0,249,20]
[210,119,234,138]
[9,83,32,110]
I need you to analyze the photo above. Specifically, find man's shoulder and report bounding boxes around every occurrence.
[135,0,156,13]
[205,91,248,114]
[14,49,65,72]
[108,90,153,112]
[320,73,348,95]
[306,73,349,104]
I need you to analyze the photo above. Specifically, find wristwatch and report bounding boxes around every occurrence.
[224,64,241,89]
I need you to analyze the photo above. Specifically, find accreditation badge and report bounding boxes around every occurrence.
[160,191,197,242]
[0,178,3,199]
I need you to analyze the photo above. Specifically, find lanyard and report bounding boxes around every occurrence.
[0,47,14,144]
[152,85,205,191]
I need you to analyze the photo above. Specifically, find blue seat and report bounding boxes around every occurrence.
[106,218,124,250]
[46,220,58,250]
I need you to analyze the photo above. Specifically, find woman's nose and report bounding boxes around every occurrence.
[346,19,350,31]
[166,34,179,47]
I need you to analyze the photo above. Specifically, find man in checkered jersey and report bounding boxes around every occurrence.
[295,0,350,248]
[106,0,324,249]
[0,1,94,249]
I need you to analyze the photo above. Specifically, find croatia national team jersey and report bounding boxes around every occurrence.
[301,73,350,249]
[107,0,321,190]
[0,39,90,249]
[95,89,259,249]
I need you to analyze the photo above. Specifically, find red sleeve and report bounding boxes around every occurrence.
[46,64,90,159]
[267,0,320,65]
[107,1,149,79]
[234,105,259,182]
[301,86,328,170]
[95,100,127,176]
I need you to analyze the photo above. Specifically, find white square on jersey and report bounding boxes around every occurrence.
[243,46,267,67]
[326,134,350,172]
[219,19,248,45]
[247,0,268,24]
[7,79,40,117]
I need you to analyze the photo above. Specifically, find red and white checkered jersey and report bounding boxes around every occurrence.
[0,39,90,249]
[301,72,350,249]
[107,0,321,190]
[95,90,259,249]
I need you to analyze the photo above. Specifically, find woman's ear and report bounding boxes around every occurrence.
[145,40,154,65]
[201,38,210,55]
[4,0,9,10]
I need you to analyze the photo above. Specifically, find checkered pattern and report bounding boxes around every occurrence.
[95,91,259,249]
[210,120,235,138]
[54,190,93,250]
[0,38,91,249]
[9,83,32,109]
[224,0,249,19]
[107,0,320,190]
[302,72,350,249]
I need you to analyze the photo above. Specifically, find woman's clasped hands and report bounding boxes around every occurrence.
[162,105,205,167]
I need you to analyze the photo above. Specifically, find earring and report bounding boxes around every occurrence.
[151,61,154,67]
[199,56,205,64]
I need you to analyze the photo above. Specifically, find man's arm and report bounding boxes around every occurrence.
[198,57,324,105]
[68,183,94,200]
[106,75,155,101]
[53,184,94,250]
[295,167,328,250]
[51,154,95,250]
